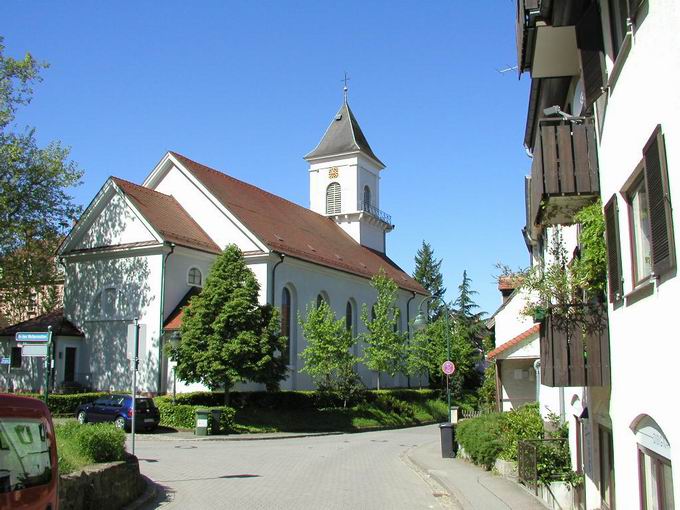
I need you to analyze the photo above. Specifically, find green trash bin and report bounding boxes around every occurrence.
[195,409,210,436]
[210,409,222,435]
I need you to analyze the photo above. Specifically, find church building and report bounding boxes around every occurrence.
[0,98,427,395]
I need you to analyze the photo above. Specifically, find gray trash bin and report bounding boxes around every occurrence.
[210,409,222,435]
[439,423,456,458]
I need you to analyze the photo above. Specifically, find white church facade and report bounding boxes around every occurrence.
[0,99,427,395]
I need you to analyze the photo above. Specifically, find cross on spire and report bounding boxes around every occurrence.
[341,72,350,103]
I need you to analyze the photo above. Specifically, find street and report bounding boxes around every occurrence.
[132,425,454,510]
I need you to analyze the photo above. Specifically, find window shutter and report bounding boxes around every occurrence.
[576,2,607,112]
[627,0,645,20]
[643,125,675,276]
[604,195,623,302]
[326,183,341,214]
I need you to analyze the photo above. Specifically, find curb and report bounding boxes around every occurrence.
[401,444,460,510]
[122,475,157,510]
[133,430,346,442]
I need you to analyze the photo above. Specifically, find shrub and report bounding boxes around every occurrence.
[75,423,126,463]
[498,403,543,462]
[374,394,416,419]
[56,421,125,470]
[456,412,506,469]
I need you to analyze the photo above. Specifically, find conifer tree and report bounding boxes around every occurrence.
[361,269,406,390]
[176,245,287,403]
[413,241,446,318]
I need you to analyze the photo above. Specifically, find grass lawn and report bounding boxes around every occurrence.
[55,421,126,474]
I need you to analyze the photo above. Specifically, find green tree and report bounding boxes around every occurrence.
[176,245,287,403]
[452,270,487,351]
[0,37,82,321]
[361,270,406,390]
[413,241,446,318]
[299,300,360,406]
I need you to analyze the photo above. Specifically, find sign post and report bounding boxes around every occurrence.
[15,330,52,404]
[44,326,53,405]
[131,318,139,455]
[441,361,456,423]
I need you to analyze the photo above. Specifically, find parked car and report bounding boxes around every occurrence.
[75,394,160,432]
[0,394,59,510]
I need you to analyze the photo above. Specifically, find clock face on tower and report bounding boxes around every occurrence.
[328,167,339,179]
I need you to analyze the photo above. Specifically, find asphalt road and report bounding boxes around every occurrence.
[133,424,453,510]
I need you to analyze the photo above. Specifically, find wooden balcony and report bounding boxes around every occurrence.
[540,304,610,388]
[528,118,600,231]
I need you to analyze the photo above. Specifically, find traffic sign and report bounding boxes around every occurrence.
[126,324,147,361]
[21,344,49,357]
[442,360,456,376]
[16,332,50,343]
[0,357,10,365]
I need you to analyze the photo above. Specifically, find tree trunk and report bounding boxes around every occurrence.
[223,377,230,406]
[376,372,381,391]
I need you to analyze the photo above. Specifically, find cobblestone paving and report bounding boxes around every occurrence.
[134,424,452,510]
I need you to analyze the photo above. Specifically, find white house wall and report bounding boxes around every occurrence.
[163,248,217,318]
[153,163,261,252]
[74,192,157,250]
[493,290,536,345]
[593,1,680,508]
[64,251,163,394]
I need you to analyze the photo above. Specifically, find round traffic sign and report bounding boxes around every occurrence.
[442,360,455,375]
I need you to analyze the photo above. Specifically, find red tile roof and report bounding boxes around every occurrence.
[163,287,201,331]
[170,152,427,294]
[112,177,221,254]
[498,276,524,291]
[0,308,83,337]
[486,324,540,360]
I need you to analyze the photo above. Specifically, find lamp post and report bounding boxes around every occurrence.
[168,331,181,404]
[413,296,453,423]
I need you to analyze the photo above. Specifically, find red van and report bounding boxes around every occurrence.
[0,394,58,510]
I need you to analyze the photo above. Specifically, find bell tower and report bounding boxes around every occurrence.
[304,95,393,253]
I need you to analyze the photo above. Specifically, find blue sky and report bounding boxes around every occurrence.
[1,1,531,316]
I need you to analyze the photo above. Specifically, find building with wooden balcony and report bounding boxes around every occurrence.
[511,0,680,508]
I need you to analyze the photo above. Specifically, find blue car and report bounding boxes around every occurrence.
[75,394,160,432]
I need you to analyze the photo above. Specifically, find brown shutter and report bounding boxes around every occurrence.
[576,3,607,112]
[604,195,623,302]
[643,125,676,276]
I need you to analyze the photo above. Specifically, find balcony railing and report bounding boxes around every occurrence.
[361,202,392,225]
[540,304,610,388]
[528,117,600,230]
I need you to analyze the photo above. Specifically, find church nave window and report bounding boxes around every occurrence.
[326,182,341,215]
[188,267,202,287]
[281,287,292,364]
[316,292,329,308]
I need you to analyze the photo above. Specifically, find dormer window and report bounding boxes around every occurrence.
[188,267,202,287]
[326,183,341,214]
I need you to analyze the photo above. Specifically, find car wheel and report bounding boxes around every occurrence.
[77,411,87,425]
[114,416,126,430]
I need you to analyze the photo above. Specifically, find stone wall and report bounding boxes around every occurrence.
[59,454,145,510]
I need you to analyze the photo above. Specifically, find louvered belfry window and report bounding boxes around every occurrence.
[643,125,675,277]
[604,195,623,303]
[326,182,341,214]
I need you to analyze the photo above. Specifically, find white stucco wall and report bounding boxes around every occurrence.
[63,250,164,394]
[593,1,680,508]
[153,163,262,253]
[75,191,157,250]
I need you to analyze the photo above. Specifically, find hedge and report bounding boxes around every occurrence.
[13,392,108,416]
[156,401,235,431]
[155,389,441,411]
[456,412,506,469]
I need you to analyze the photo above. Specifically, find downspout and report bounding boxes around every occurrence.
[270,252,285,305]
[406,291,416,388]
[158,242,175,395]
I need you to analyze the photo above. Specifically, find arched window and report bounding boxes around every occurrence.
[326,182,341,214]
[363,186,371,210]
[345,301,353,333]
[188,267,202,287]
[317,293,329,308]
[281,287,291,363]
[632,415,675,508]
